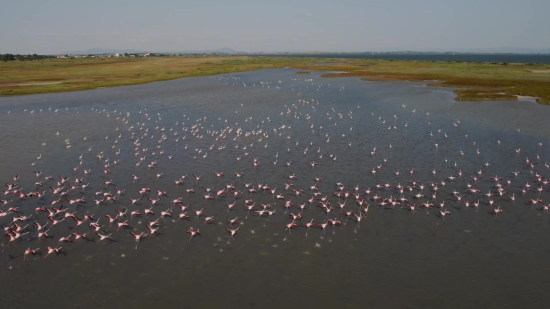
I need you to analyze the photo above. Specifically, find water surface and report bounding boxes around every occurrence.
[0,69,549,309]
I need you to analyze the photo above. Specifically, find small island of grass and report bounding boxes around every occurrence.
[302,59,550,104]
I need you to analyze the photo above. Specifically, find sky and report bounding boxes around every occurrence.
[1,0,549,54]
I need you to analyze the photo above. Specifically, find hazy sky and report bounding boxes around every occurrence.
[1,0,549,54]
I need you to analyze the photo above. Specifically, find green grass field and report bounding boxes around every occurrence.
[1,56,549,104]
[295,59,550,104]
[0,56,299,96]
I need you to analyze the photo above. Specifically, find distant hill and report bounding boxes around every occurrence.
[60,47,243,55]
[170,48,243,54]
[60,48,145,55]
[209,47,240,53]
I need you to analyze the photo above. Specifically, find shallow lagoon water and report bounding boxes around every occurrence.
[0,69,550,309]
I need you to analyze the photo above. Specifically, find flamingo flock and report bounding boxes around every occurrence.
[0,72,549,264]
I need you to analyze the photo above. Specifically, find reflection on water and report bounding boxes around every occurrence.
[0,69,549,309]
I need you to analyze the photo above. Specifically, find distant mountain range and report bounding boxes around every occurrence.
[60,47,242,55]
[59,47,550,55]
[185,47,241,54]
[60,48,145,55]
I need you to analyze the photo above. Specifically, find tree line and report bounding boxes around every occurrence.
[1,54,55,61]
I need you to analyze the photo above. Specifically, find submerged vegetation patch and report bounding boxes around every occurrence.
[453,89,518,101]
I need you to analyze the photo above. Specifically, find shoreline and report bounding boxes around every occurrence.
[1,56,549,104]
[308,70,550,104]
[517,95,539,101]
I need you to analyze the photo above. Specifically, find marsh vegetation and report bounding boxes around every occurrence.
[1,56,549,104]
